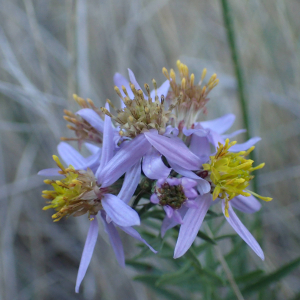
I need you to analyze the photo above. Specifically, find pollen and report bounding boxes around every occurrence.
[42,156,102,221]
[101,80,175,138]
[163,60,219,128]
[202,139,272,217]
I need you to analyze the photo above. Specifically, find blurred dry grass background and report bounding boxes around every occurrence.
[0,0,300,299]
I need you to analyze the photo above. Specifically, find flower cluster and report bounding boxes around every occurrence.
[39,60,272,292]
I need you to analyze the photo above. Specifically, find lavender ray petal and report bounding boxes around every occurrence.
[84,143,101,154]
[144,131,201,170]
[230,195,261,214]
[97,103,114,175]
[97,134,151,187]
[37,168,62,176]
[207,131,225,148]
[222,201,264,260]
[222,129,247,139]
[200,114,235,134]
[164,206,174,218]
[161,207,188,237]
[190,135,210,162]
[100,211,125,267]
[128,68,142,91]
[142,147,171,180]
[150,80,170,100]
[118,160,141,204]
[58,142,87,168]
[75,217,99,293]
[183,127,209,137]
[113,72,133,106]
[119,226,157,253]
[76,108,104,133]
[150,194,160,204]
[102,194,140,227]
[174,194,212,259]
[230,137,261,152]
[168,160,211,194]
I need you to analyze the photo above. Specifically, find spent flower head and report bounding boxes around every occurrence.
[163,60,219,128]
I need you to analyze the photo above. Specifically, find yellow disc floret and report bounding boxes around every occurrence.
[42,155,102,221]
[202,139,272,217]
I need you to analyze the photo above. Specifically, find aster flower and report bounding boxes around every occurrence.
[97,69,205,184]
[40,105,156,292]
[150,177,199,237]
[173,139,272,259]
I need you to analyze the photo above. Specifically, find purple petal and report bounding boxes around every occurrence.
[150,194,160,204]
[76,108,104,133]
[184,200,199,208]
[113,72,133,108]
[75,217,98,293]
[58,142,101,172]
[97,134,151,187]
[230,137,261,152]
[84,143,100,154]
[118,160,141,204]
[119,226,157,253]
[230,195,261,214]
[144,131,201,170]
[142,147,171,180]
[200,114,235,134]
[128,68,142,91]
[174,194,212,259]
[207,131,225,148]
[100,211,125,267]
[183,127,209,137]
[164,125,179,137]
[168,160,211,194]
[102,194,140,227]
[97,103,114,173]
[150,80,170,100]
[222,201,264,260]
[190,135,210,163]
[127,68,142,90]
[161,207,188,237]
[38,168,61,176]
[57,142,87,169]
[222,129,247,139]
[173,210,184,224]
[164,206,174,218]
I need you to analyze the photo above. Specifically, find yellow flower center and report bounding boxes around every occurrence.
[42,155,102,221]
[101,80,175,138]
[202,139,272,217]
[162,60,219,128]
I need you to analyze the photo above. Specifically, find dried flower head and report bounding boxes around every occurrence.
[61,94,103,147]
[101,80,175,138]
[163,60,219,128]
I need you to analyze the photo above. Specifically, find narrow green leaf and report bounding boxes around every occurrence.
[185,247,202,271]
[126,260,159,273]
[134,275,184,300]
[235,270,264,284]
[197,230,216,244]
[242,257,300,294]
[140,209,165,220]
[155,262,192,287]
